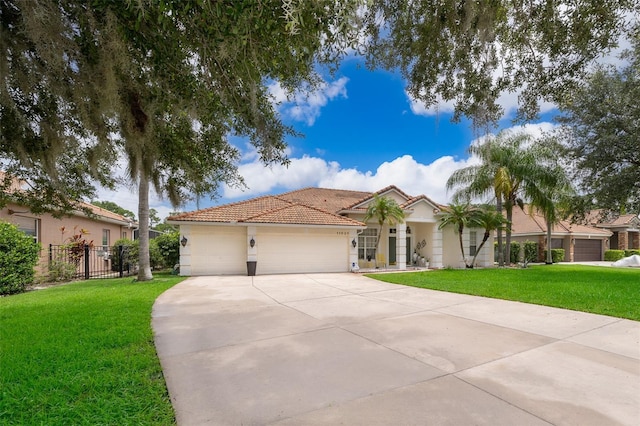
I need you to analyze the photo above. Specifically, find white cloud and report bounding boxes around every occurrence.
[408,86,557,120]
[469,122,559,147]
[268,77,349,125]
[223,121,557,205]
[223,153,479,204]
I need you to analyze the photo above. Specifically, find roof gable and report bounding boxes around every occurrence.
[344,185,413,211]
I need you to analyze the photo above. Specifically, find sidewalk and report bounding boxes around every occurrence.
[153,273,640,425]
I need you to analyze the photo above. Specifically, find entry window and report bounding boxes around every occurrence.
[358,228,378,261]
[469,231,477,256]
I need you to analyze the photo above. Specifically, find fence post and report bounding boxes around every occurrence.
[118,245,124,278]
[84,244,90,280]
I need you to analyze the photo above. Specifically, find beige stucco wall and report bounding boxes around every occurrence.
[180,224,356,275]
[1,202,132,272]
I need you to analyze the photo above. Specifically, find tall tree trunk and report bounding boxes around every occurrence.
[496,198,504,266]
[546,215,553,264]
[505,204,513,265]
[137,171,153,281]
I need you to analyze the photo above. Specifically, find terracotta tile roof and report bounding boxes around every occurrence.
[585,210,639,227]
[245,203,364,226]
[2,171,133,225]
[510,207,611,237]
[277,187,372,213]
[81,202,136,225]
[168,194,364,227]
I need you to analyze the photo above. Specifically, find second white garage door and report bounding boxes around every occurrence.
[258,229,349,274]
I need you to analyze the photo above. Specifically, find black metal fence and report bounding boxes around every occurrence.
[48,244,137,280]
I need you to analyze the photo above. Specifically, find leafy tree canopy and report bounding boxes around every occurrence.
[362,0,638,126]
[0,0,362,213]
[558,32,640,215]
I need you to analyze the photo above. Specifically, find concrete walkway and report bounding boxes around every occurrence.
[152,274,640,425]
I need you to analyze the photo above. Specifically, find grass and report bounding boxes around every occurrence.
[0,273,186,425]
[366,264,640,321]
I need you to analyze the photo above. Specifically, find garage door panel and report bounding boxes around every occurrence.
[574,239,602,262]
[259,233,348,274]
[191,227,246,275]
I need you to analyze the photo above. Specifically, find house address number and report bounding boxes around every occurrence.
[336,231,350,236]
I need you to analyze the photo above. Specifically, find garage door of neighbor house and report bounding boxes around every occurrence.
[574,239,602,262]
[258,231,349,274]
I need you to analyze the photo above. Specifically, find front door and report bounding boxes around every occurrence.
[389,237,396,264]
[389,236,412,265]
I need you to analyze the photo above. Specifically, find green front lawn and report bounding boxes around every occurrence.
[0,273,185,425]
[367,265,640,321]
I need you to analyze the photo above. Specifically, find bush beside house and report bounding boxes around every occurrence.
[154,231,179,269]
[605,250,626,261]
[543,249,565,263]
[0,221,40,295]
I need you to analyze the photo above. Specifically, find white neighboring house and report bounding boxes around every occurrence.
[167,186,493,276]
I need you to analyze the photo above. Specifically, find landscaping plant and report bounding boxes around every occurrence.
[0,221,40,295]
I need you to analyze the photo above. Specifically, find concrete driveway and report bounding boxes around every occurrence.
[152,274,640,425]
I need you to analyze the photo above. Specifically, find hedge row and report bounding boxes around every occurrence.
[605,249,640,261]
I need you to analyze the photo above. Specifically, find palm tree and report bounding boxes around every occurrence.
[469,206,509,268]
[525,137,576,264]
[447,131,565,266]
[363,195,405,267]
[438,203,478,268]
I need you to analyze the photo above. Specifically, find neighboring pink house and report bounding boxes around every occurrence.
[1,172,135,272]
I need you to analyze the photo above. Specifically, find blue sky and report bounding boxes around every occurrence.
[97,58,559,220]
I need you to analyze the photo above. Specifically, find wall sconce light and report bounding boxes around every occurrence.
[351,238,357,248]
[406,226,411,234]
[181,236,188,247]
[250,237,256,248]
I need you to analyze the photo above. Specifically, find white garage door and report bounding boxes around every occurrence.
[190,226,246,275]
[258,231,349,274]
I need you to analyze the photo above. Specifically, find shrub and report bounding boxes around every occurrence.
[624,249,640,257]
[510,241,521,264]
[0,221,40,295]
[522,241,538,266]
[605,250,626,261]
[111,238,138,272]
[154,231,180,269]
[543,248,565,263]
[148,238,163,269]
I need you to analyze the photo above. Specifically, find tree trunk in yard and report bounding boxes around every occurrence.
[546,215,553,264]
[496,198,504,266]
[505,203,513,265]
[137,171,153,281]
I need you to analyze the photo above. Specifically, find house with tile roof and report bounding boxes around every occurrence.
[1,171,137,272]
[585,210,640,252]
[508,207,612,262]
[168,186,493,275]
